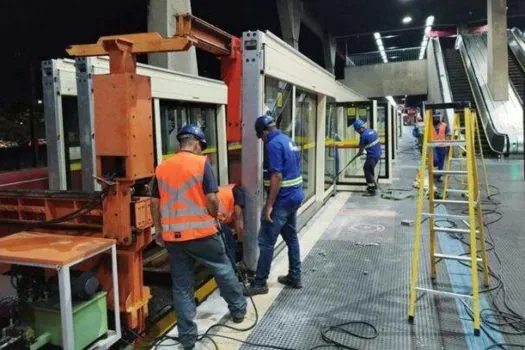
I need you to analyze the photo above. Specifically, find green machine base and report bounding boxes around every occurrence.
[31,291,108,350]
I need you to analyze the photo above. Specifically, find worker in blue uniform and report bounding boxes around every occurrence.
[245,115,305,296]
[354,119,382,196]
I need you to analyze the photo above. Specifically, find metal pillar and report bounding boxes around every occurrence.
[241,31,265,271]
[147,0,198,74]
[75,58,98,192]
[323,32,336,74]
[276,0,302,49]
[42,60,67,190]
[487,0,509,101]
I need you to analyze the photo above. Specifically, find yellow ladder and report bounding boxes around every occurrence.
[442,110,491,200]
[408,103,490,336]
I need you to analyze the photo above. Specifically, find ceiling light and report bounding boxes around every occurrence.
[425,15,435,26]
[383,35,399,39]
[388,46,398,49]
[402,16,412,24]
[374,32,381,40]
[373,32,388,64]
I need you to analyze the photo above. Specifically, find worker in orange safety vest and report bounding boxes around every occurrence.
[431,112,450,183]
[217,184,247,264]
[150,124,246,350]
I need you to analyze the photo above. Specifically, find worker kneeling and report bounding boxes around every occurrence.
[354,119,382,196]
[245,116,305,296]
[150,125,246,350]
[217,184,246,265]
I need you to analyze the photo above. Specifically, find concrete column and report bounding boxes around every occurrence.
[323,32,336,74]
[276,0,302,49]
[487,0,508,101]
[148,0,198,74]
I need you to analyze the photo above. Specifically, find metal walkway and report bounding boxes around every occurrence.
[241,137,525,350]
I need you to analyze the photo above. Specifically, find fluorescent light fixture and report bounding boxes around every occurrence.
[373,32,388,63]
[386,96,397,106]
[425,15,435,26]
[402,16,412,24]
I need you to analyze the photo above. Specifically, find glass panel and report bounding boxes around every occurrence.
[159,100,220,182]
[325,97,337,190]
[62,96,82,190]
[295,88,317,200]
[264,77,293,137]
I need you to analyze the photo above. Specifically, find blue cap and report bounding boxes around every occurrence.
[177,124,208,150]
[255,115,276,138]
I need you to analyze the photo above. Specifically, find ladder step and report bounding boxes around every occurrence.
[416,287,472,299]
[444,189,469,194]
[434,199,475,205]
[433,170,467,175]
[434,253,482,262]
[433,226,478,234]
[450,158,466,161]
[422,212,470,220]
[427,141,466,147]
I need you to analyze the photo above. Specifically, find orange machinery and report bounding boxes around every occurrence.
[0,14,242,333]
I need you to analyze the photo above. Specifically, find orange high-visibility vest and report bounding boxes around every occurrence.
[432,122,447,141]
[155,152,217,242]
[217,184,236,224]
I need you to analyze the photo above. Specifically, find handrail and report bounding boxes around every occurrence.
[432,38,455,128]
[457,36,509,156]
[506,30,524,106]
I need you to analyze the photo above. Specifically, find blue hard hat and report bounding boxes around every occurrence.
[353,119,365,130]
[255,115,276,138]
[177,124,208,150]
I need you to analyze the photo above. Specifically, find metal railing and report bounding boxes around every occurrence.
[347,47,421,66]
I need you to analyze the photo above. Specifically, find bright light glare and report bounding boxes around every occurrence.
[402,16,412,24]
[386,96,397,106]
[373,32,388,63]
[426,15,435,26]
[374,32,381,39]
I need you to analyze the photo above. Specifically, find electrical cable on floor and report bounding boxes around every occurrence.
[433,178,525,350]
[149,230,379,350]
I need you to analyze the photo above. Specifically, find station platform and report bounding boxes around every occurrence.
[154,132,525,350]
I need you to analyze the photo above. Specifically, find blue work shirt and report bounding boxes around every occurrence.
[360,128,382,159]
[263,130,305,208]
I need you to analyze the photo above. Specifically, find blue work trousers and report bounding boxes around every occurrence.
[166,234,246,349]
[434,147,446,170]
[254,205,301,286]
[219,222,238,263]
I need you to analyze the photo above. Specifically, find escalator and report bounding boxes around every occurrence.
[442,48,495,156]
[508,48,525,103]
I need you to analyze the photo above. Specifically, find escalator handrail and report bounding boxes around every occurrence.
[432,38,455,126]
[457,35,510,156]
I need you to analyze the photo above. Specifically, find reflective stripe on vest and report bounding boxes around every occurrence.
[263,176,303,187]
[364,138,380,149]
[156,153,217,242]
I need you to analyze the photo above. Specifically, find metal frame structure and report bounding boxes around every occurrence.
[43,57,229,191]
[0,234,121,349]
[241,30,367,270]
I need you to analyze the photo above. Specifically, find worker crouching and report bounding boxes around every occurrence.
[217,184,247,267]
[244,116,305,296]
[354,119,382,196]
[150,125,246,350]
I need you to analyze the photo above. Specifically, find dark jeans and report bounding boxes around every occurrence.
[166,234,247,349]
[254,205,301,286]
[219,222,237,263]
[363,157,379,192]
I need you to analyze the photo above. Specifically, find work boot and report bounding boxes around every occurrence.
[277,275,303,289]
[243,283,269,296]
[232,311,246,324]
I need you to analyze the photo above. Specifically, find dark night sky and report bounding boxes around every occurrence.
[2,0,525,110]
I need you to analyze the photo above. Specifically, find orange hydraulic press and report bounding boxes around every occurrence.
[0,14,243,334]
